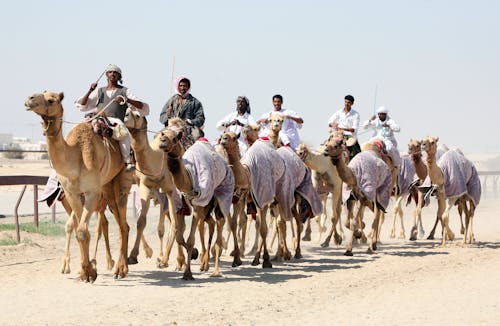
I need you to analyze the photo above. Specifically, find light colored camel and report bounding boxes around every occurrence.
[421,136,479,245]
[25,92,132,282]
[268,112,285,148]
[158,123,241,280]
[295,143,343,246]
[124,110,184,270]
[322,135,391,255]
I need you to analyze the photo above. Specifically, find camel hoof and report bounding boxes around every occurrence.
[426,234,435,240]
[409,235,417,241]
[302,232,312,242]
[344,250,353,256]
[372,243,377,251]
[334,234,343,246]
[353,230,362,239]
[107,259,115,271]
[182,271,195,281]
[232,256,242,267]
[127,256,139,265]
[294,251,303,259]
[284,251,292,261]
[320,240,330,248]
[460,227,465,235]
[210,271,222,277]
[156,258,168,269]
[251,258,260,266]
[144,247,153,258]
[191,248,199,260]
[60,258,70,274]
[262,260,273,268]
[272,255,284,262]
[367,248,374,254]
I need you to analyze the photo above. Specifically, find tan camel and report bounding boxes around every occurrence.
[219,131,252,256]
[158,122,241,280]
[124,110,185,270]
[421,136,480,245]
[25,92,132,281]
[268,112,285,148]
[295,143,343,246]
[322,135,391,255]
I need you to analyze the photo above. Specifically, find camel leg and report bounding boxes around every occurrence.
[344,199,356,256]
[174,215,187,272]
[198,215,210,272]
[275,214,291,261]
[181,207,202,280]
[390,196,403,239]
[458,200,466,235]
[105,175,131,279]
[73,192,98,283]
[294,200,303,259]
[427,216,441,240]
[211,218,225,277]
[466,201,476,244]
[440,197,456,246]
[410,191,424,241]
[252,206,272,268]
[248,213,260,256]
[157,191,178,269]
[322,191,343,248]
[302,218,312,242]
[93,209,114,271]
[237,209,248,258]
[229,203,243,267]
[128,184,152,265]
[61,211,77,274]
[368,207,382,253]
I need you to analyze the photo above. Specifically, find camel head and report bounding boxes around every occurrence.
[269,112,285,133]
[124,108,147,132]
[219,131,240,154]
[322,133,345,159]
[295,143,310,161]
[408,139,423,158]
[24,91,64,118]
[421,136,439,156]
[158,127,183,155]
[361,140,385,158]
[242,124,261,146]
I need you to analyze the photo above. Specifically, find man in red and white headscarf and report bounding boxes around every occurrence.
[159,76,205,140]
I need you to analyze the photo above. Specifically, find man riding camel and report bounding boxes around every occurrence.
[76,64,149,171]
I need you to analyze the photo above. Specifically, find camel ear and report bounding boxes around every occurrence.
[235,132,240,140]
[176,131,183,141]
[435,137,439,142]
[58,92,64,102]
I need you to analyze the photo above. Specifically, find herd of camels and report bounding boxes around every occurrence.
[24,91,481,282]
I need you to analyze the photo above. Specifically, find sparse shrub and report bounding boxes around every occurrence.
[2,144,24,159]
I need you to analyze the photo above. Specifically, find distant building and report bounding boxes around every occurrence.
[0,135,47,160]
[0,133,13,150]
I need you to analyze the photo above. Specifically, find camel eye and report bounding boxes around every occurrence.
[47,99,54,104]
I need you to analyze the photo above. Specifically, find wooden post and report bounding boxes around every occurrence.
[51,202,56,223]
[15,186,27,243]
[33,184,39,228]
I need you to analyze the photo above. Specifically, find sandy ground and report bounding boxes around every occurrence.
[1,160,499,325]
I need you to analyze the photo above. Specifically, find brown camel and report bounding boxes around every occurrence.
[25,92,132,281]
[219,131,252,256]
[296,143,343,247]
[124,110,185,269]
[158,122,241,280]
[322,135,391,255]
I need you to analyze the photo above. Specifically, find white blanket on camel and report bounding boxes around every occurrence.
[342,151,392,210]
[437,149,481,206]
[183,140,235,217]
[241,140,285,210]
[277,147,323,218]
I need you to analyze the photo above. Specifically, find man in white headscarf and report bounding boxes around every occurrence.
[363,106,401,167]
[76,64,150,171]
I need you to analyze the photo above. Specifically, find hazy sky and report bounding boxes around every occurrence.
[1,0,499,153]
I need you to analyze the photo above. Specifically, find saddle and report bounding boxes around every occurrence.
[86,112,114,138]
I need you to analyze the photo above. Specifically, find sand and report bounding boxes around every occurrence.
[1,160,499,325]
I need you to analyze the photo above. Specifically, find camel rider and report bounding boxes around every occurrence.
[328,95,361,159]
[159,76,205,141]
[216,96,256,155]
[363,106,401,167]
[76,64,150,171]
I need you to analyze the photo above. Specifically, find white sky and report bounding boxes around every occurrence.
[1,0,499,153]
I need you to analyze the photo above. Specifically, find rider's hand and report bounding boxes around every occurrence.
[89,82,97,93]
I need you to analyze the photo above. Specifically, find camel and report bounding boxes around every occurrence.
[268,112,285,148]
[158,122,241,280]
[123,110,184,269]
[219,131,252,256]
[25,91,132,282]
[295,143,343,246]
[421,136,481,245]
[322,135,392,255]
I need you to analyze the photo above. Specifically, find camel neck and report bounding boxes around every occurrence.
[332,154,356,187]
[130,129,165,178]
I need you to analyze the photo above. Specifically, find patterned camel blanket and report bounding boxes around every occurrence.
[437,149,481,205]
[342,150,392,210]
[277,147,322,218]
[398,154,416,195]
[241,140,285,209]
[183,140,235,217]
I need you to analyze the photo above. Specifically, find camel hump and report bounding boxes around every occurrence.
[66,123,102,171]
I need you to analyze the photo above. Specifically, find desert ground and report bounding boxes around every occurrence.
[0,159,499,325]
